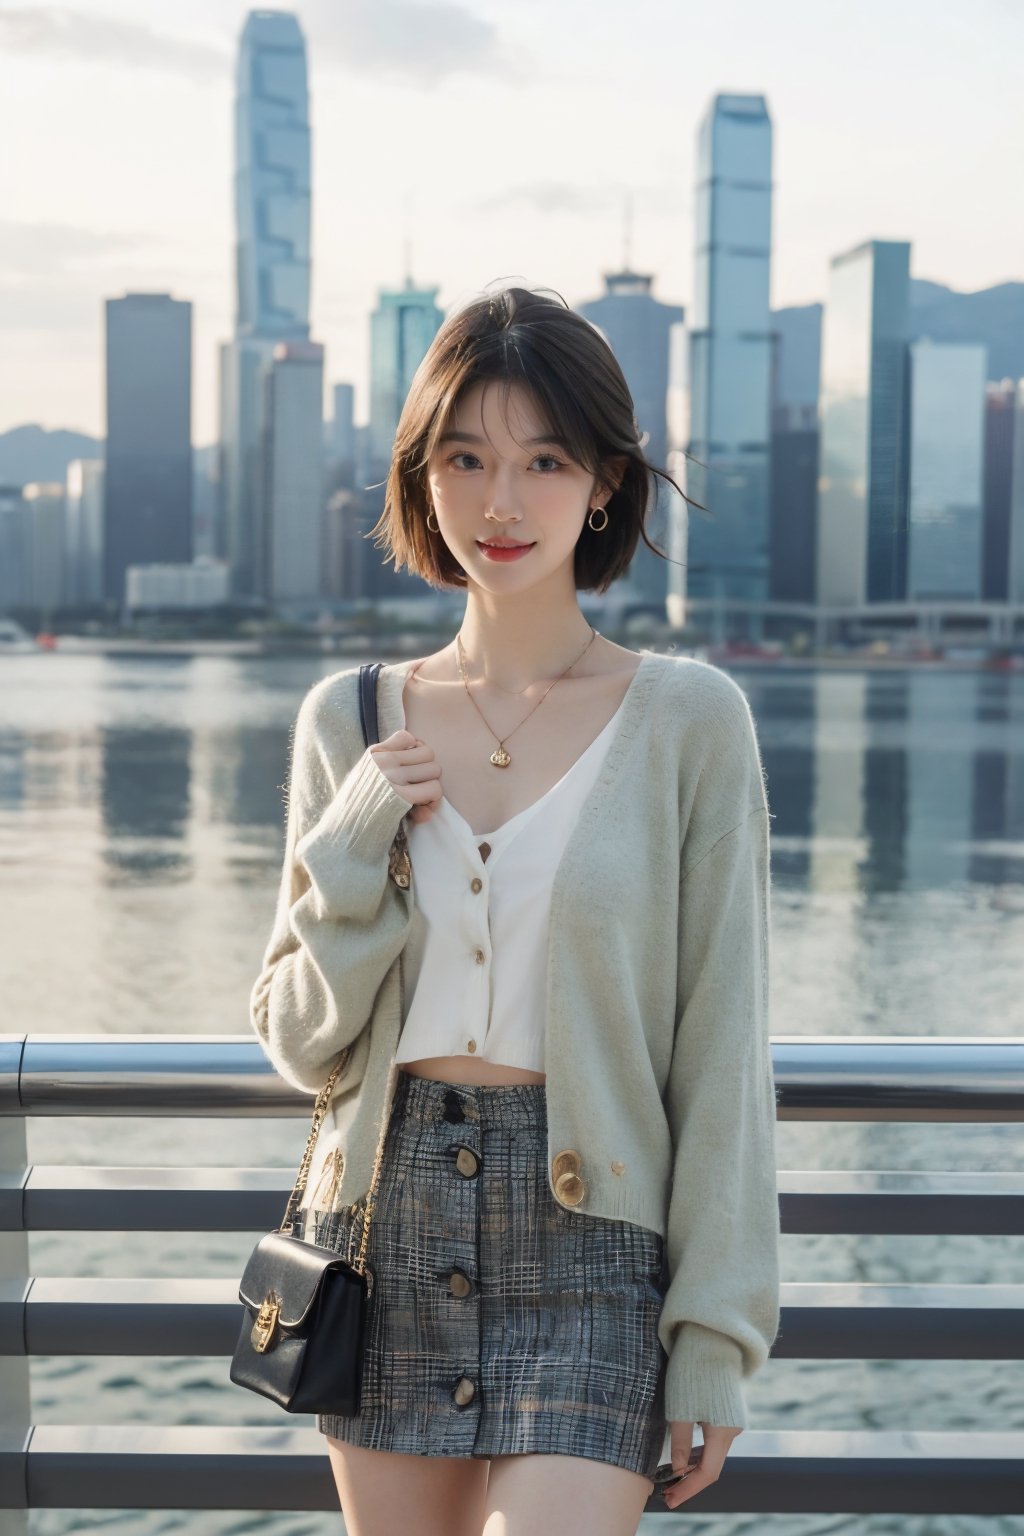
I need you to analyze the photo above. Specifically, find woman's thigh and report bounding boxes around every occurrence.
[483,1452,654,1536]
[325,1436,490,1536]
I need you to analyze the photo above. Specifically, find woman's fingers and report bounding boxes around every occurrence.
[370,730,443,812]
[661,1424,738,1509]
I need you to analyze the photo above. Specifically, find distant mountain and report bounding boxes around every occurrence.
[772,278,1024,410]
[0,428,223,491]
[0,425,102,488]
[908,280,1024,381]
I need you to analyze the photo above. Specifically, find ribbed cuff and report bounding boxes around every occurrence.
[663,1323,748,1429]
[296,748,411,870]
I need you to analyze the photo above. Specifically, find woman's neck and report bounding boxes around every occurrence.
[455,604,599,691]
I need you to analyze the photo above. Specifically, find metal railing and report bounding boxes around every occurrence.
[1,1032,1023,1526]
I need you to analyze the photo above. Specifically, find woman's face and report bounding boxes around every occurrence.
[425,378,610,591]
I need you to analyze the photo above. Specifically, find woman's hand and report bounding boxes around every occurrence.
[370,729,443,824]
[661,1421,741,1509]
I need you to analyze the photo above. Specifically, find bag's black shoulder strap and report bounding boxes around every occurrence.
[358,662,385,748]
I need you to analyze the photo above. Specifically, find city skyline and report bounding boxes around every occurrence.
[2,0,1022,442]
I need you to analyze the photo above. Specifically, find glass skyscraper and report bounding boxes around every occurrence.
[578,271,683,609]
[235,11,310,340]
[368,280,445,480]
[906,340,987,600]
[263,340,325,604]
[816,240,911,607]
[686,93,773,606]
[104,293,193,609]
[221,10,314,601]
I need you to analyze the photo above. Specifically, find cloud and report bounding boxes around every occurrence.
[304,0,526,86]
[472,183,661,216]
[0,220,141,280]
[0,1,526,89]
[0,7,226,78]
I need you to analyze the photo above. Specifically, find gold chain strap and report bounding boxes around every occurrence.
[279,1046,353,1238]
[279,1047,401,1286]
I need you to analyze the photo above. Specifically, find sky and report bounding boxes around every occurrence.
[1,0,1022,444]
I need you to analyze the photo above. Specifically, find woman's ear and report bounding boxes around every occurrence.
[593,455,629,506]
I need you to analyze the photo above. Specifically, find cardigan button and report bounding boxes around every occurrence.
[453,1376,476,1406]
[470,876,483,893]
[448,1269,472,1298]
[552,1149,582,1180]
[455,1146,480,1178]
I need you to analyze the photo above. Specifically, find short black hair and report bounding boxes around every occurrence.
[370,283,703,593]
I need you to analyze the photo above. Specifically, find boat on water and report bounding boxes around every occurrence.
[0,618,40,653]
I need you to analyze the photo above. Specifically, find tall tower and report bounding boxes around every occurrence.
[263,340,325,603]
[687,93,774,609]
[906,340,987,601]
[104,293,193,609]
[235,10,310,340]
[578,271,683,609]
[368,279,445,482]
[220,10,314,601]
[816,240,911,607]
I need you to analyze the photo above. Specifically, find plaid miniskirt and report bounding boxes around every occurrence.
[299,1068,670,1482]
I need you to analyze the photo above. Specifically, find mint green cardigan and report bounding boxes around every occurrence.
[250,649,780,1430]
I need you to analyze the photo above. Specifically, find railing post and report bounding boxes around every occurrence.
[0,1037,29,1532]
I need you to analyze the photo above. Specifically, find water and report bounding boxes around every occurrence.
[2,652,1022,1535]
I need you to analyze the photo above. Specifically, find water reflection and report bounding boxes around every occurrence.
[0,653,1022,1039]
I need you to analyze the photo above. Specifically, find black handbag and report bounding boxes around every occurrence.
[229,661,407,1416]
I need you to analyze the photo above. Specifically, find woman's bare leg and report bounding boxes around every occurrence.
[325,1437,490,1536]
[482,1453,654,1536]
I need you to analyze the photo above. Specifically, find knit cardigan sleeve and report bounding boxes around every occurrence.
[658,671,781,1429]
[249,673,415,1095]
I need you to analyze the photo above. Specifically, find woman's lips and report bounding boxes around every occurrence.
[476,541,535,562]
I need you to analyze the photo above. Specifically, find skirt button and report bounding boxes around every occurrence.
[554,1171,586,1207]
[453,1376,476,1406]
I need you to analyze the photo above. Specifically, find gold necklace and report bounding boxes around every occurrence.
[455,626,600,768]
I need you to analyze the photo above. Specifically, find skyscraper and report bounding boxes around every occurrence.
[983,380,1017,603]
[263,340,325,603]
[331,383,356,475]
[578,271,683,608]
[816,240,911,607]
[220,10,314,602]
[368,279,445,482]
[906,340,987,601]
[686,93,774,607]
[65,459,105,605]
[1009,380,1024,606]
[235,11,310,341]
[104,293,193,608]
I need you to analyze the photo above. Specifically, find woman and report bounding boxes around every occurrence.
[250,285,780,1536]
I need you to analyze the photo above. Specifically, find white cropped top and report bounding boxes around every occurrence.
[395,692,628,1073]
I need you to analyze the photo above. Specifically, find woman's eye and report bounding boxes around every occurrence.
[445,452,565,472]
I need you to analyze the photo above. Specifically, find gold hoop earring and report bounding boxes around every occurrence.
[587,505,609,532]
[426,507,439,533]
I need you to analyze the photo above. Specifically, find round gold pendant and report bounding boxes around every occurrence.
[490,746,512,768]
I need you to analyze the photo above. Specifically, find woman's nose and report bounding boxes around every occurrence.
[483,462,522,516]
